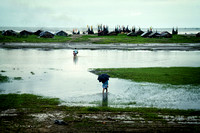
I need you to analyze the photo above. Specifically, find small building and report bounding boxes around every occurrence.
[127,32,137,37]
[149,32,161,38]
[2,30,17,36]
[20,30,33,36]
[55,31,68,36]
[34,30,43,36]
[196,32,200,37]
[108,31,118,36]
[87,26,94,34]
[160,31,172,38]
[141,31,152,38]
[135,29,144,35]
[39,31,54,38]
[172,27,178,35]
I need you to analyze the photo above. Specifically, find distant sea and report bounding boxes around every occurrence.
[0,27,199,35]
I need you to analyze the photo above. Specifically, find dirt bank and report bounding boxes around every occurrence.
[1,42,200,51]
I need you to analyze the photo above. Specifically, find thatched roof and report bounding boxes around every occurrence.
[55,30,68,36]
[160,31,172,38]
[39,31,54,38]
[196,32,200,37]
[34,30,43,36]
[127,32,137,36]
[135,29,144,35]
[141,31,152,38]
[2,30,17,36]
[20,30,33,36]
[149,32,161,38]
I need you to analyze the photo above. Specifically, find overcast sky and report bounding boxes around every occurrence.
[0,0,199,28]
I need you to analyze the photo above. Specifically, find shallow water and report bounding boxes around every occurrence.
[0,49,200,109]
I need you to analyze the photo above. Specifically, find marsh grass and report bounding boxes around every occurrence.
[0,92,199,128]
[1,93,198,115]
[0,35,71,43]
[13,77,22,80]
[0,74,9,82]
[92,67,200,85]
[0,94,60,109]
[76,34,200,44]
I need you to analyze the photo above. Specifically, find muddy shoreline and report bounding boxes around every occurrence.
[1,108,200,133]
[1,42,200,51]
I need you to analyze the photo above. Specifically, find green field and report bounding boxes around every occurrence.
[92,67,200,85]
[0,94,60,110]
[0,34,200,43]
[0,34,72,43]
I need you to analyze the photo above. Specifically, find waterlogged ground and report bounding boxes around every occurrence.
[0,48,200,109]
[1,108,200,132]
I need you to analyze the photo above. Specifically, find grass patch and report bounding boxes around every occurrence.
[0,94,199,117]
[0,94,60,109]
[142,112,163,121]
[0,34,200,43]
[63,106,200,116]
[71,35,91,42]
[88,34,200,44]
[0,35,72,43]
[0,93,199,115]
[92,67,200,85]
[0,74,9,82]
[13,77,22,80]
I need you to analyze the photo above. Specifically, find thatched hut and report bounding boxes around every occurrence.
[34,30,43,36]
[160,31,172,38]
[196,32,200,37]
[149,32,161,38]
[135,29,144,35]
[55,31,68,36]
[20,30,33,36]
[39,31,54,38]
[2,30,17,36]
[141,31,152,38]
[127,32,137,36]
[108,31,118,36]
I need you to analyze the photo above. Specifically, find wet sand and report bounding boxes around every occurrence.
[1,42,200,51]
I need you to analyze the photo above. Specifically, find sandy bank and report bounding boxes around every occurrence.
[1,42,200,51]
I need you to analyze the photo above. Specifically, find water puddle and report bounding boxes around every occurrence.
[0,48,200,109]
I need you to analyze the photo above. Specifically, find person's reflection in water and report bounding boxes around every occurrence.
[73,56,78,64]
[102,92,108,107]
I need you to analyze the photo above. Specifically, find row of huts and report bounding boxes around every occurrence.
[83,25,179,38]
[95,25,177,38]
[1,27,200,38]
[1,30,68,38]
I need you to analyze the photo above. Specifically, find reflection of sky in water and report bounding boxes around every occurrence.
[0,49,200,109]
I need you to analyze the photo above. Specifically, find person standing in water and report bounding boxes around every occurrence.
[98,74,110,94]
[73,48,78,56]
[98,74,110,106]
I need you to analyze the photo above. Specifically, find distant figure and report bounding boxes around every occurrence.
[73,48,78,56]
